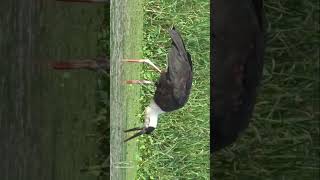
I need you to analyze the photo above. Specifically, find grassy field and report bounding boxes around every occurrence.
[136,0,210,179]
[212,0,319,179]
[122,0,144,179]
[109,0,144,179]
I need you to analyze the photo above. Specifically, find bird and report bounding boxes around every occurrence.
[211,0,265,151]
[124,27,193,142]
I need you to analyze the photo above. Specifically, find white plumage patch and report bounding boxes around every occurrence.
[144,100,165,128]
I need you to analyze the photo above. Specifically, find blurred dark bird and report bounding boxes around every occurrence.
[211,0,265,151]
[124,27,193,142]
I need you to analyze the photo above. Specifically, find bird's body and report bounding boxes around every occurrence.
[154,28,193,112]
[211,0,265,151]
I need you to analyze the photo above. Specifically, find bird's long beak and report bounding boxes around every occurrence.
[124,127,146,142]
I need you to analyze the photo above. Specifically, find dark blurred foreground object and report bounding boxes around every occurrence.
[211,0,265,152]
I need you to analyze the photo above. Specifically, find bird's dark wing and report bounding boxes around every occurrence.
[167,28,193,106]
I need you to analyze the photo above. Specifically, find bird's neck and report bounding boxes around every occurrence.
[146,100,164,128]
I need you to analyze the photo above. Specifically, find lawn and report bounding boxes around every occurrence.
[136,0,210,179]
[212,0,319,179]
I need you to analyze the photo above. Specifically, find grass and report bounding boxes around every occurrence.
[136,0,210,179]
[212,0,319,179]
[122,1,144,179]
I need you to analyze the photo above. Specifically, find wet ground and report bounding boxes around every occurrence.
[0,1,104,179]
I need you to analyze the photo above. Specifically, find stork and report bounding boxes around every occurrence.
[124,27,193,142]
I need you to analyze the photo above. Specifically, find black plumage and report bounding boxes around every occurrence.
[154,27,193,112]
[211,0,265,151]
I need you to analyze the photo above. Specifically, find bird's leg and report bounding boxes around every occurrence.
[122,59,161,73]
[56,0,107,3]
[122,59,159,85]
[124,80,153,85]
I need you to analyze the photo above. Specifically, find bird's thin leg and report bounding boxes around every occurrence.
[122,59,161,73]
[56,0,107,3]
[124,80,153,85]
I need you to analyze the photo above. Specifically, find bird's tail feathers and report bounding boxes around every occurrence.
[169,27,187,54]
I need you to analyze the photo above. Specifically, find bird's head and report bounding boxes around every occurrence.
[124,100,164,142]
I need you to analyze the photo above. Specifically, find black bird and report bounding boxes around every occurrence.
[211,0,265,151]
[124,27,193,142]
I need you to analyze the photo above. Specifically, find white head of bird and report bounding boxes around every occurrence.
[124,100,164,142]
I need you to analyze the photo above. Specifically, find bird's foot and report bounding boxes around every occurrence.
[124,80,153,85]
[122,59,161,73]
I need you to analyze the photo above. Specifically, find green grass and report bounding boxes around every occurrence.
[109,0,144,179]
[122,1,144,179]
[136,0,210,179]
[212,0,319,179]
